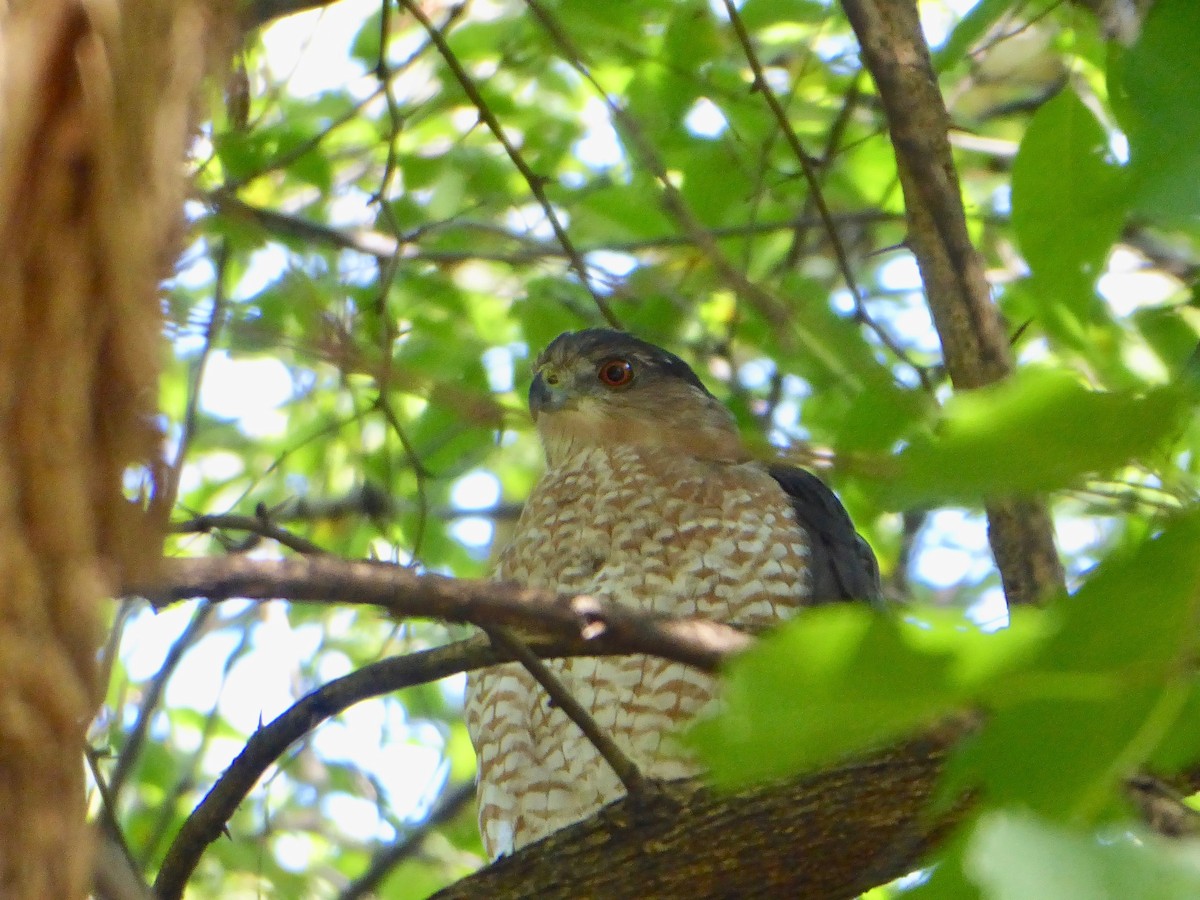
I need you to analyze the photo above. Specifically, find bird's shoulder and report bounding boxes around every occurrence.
[765,463,882,605]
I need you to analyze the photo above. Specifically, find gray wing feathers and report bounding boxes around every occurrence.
[767,464,882,605]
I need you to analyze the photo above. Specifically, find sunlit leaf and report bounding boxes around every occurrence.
[966,812,1200,900]
[689,606,1046,788]
[1011,89,1129,318]
[875,369,1185,506]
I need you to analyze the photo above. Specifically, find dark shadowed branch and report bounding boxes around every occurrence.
[153,637,499,900]
[484,625,646,794]
[431,726,972,900]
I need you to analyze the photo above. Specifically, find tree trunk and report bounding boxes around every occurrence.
[0,2,229,895]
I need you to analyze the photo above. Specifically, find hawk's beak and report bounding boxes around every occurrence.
[529,370,570,419]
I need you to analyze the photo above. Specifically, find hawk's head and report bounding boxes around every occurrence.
[529,329,744,465]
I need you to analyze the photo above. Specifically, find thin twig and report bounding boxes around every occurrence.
[86,749,153,900]
[109,602,217,800]
[375,395,431,560]
[160,242,229,516]
[721,0,929,388]
[138,607,259,869]
[210,192,906,262]
[485,625,645,794]
[171,512,331,556]
[399,0,620,329]
[338,781,476,900]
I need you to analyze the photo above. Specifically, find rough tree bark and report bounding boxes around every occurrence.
[431,729,969,900]
[0,2,230,896]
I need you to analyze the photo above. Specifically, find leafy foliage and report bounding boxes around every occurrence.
[95,0,1200,896]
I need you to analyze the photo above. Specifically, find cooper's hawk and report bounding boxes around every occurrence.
[464,329,880,859]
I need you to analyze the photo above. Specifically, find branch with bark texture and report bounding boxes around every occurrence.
[432,726,971,899]
[153,638,501,900]
[839,0,1065,606]
[132,556,753,671]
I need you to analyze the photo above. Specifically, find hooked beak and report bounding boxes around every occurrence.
[529,370,571,419]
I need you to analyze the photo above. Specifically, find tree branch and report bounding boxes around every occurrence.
[211,192,905,263]
[129,556,753,672]
[170,513,331,556]
[109,602,216,800]
[153,637,500,900]
[484,626,645,794]
[400,0,620,329]
[430,726,971,899]
[148,620,753,900]
[339,780,477,900]
[134,555,959,899]
[839,0,1065,605]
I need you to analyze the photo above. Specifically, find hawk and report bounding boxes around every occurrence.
[464,329,880,859]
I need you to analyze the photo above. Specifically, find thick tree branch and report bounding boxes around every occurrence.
[149,621,752,900]
[431,727,970,899]
[135,556,966,900]
[130,556,753,671]
[840,0,1065,605]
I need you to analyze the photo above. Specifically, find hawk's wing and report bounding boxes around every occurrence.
[768,464,882,605]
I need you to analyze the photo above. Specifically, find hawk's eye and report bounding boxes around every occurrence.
[597,359,634,388]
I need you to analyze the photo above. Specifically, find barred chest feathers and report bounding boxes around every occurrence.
[465,442,814,858]
[499,443,813,623]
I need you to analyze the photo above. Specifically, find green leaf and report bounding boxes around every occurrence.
[874,368,1184,507]
[948,512,1200,821]
[1147,674,1200,773]
[933,0,1016,72]
[1011,89,1129,314]
[836,376,933,454]
[689,606,1045,788]
[1044,509,1200,674]
[1115,0,1200,226]
[949,688,1167,820]
[737,0,827,31]
[965,812,1200,900]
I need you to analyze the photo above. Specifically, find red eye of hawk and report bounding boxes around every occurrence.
[597,359,634,388]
